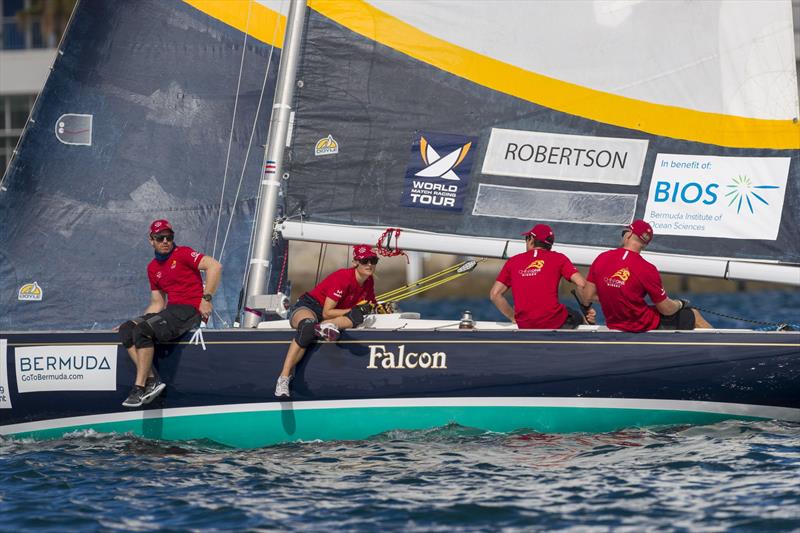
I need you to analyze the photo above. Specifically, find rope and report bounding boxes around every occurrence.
[376,228,408,262]
[212,0,253,259]
[376,259,483,303]
[693,305,797,330]
[276,241,289,293]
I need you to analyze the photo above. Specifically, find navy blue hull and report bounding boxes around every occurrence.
[2,329,798,432]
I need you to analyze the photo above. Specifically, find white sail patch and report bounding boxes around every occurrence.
[15,345,117,393]
[0,340,11,408]
[482,128,648,186]
[473,184,637,226]
[645,154,790,240]
[55,114,93,146]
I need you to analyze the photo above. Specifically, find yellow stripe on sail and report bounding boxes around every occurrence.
[182,0,286,48]
[309,0,800,150]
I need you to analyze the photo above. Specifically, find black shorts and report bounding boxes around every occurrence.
[146,304,201,342]
[288,293,324,323]
[559,307,585,329]
[658,307,695,330]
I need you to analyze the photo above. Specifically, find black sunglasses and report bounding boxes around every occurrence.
[358,257,379,265]
[152,233,174,243]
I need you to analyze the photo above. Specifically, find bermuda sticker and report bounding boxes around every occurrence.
[55,113,93,146]
[0,339,11,408]
[401,131,479,212]
[15,345,117,393]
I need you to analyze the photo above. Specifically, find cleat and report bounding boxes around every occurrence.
[275,376,291,397]
[314,322,340,342]
[122,385,146,408]
[141,377,166,404]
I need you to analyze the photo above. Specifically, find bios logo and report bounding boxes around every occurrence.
[653,175,779,215]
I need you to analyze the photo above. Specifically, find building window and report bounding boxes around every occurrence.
[0,93,33,173]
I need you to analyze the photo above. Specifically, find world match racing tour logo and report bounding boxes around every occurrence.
[401,131,479,212]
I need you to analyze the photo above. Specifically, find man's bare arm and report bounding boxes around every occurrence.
[655,297,683,316]
[198,256,223,295]
[489,281,515,322]
[577,281,598,306]
[144,290,166,314]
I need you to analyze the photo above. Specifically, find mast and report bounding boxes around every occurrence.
[242,0,307,328]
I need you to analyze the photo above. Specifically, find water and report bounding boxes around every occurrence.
[1,291,799,530]
[1,421,799,530]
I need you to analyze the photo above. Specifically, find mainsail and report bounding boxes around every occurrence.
[279,0,800,284]
[0,0,288,330]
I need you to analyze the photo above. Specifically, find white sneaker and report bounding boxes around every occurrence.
[275,376,291,397]
[314,322,340,342]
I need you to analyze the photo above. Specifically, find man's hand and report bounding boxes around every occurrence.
[199,300,212,321]
[586,308,597,325]
[355,302,374,316]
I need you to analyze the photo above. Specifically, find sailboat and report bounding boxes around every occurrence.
[1,0,798,448]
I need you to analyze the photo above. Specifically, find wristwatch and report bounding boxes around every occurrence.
[202,293,213,302]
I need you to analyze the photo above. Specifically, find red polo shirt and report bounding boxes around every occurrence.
[496,248,579,329]
[147,246,205,310]
[587,247,667,332]
[308,268,376,309]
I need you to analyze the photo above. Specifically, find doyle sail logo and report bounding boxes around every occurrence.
[314,134,339,156]
[725,175,780,214]
[605,267,630,288]
[367,344,447,369]
[401,131,479,212]
[18,282,43,301]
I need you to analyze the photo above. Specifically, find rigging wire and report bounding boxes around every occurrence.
[212,0,253,259]
[237,0,287,307]
[217,3,282,265]
[314,242,327,286]
[691,305,797,331]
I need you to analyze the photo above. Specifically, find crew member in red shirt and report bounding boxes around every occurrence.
[275,244,381,397]
[117,219,222,407]
[578,219,711,332]
[490,224,595,329]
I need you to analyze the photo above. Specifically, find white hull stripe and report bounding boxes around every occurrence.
[2,397,799,435]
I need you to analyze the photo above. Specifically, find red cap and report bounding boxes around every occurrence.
[522,223,555,243]
[353,244,378,260]
[149,219,173,234]
[626,219,653,243]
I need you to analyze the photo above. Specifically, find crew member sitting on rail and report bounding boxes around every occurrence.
[117,219,223,407]
[275,244,381,398]
[578,219,711,332]
[490,224,595,329]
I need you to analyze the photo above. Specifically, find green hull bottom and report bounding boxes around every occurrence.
[9,406,760,448]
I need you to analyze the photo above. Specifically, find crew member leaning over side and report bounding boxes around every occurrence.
[275,244,381,398]
[578,219,712,332]
[490,224,596,329]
